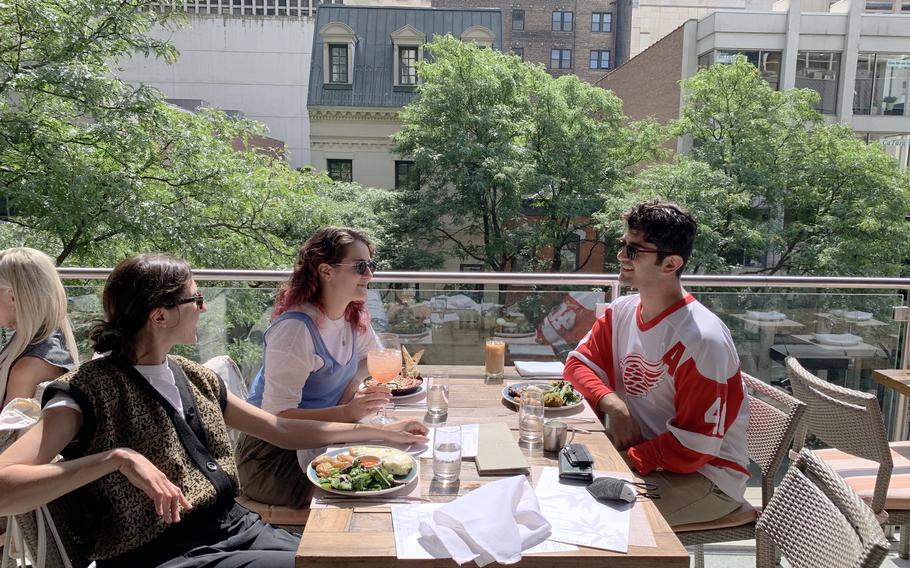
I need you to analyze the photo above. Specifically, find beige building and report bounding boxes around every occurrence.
[600,0,910,166]
[307,5,502,189]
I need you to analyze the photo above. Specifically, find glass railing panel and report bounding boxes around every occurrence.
[689,289,903,437]
[63,283,608,383]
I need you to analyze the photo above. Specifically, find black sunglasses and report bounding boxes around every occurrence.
[333,259,377,275]
[620,242,673,261]
[171,293,205,309]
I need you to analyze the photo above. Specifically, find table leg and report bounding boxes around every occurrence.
[893,392,909,442]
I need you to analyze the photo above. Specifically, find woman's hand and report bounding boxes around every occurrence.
[343,385,392,421]
[112,448,192,524]
[379,419,429,444]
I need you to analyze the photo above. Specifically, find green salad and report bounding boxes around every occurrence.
[543,380,583,407]
[318,463,396,492]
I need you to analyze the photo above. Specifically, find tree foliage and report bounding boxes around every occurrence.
[0,0,391,268]
[393,35,662,272]
[601,56,910,276]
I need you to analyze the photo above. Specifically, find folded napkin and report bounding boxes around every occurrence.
[514,361,565,377]
[417,475,551,566]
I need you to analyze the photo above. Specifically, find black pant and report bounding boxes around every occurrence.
[97,505,299,568]
[158,511,298,568]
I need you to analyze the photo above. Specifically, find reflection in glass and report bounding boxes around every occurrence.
[794,51,841,114]
[854,53,910,116]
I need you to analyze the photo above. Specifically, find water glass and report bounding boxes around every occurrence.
[518,389,545,447]
[433,425,462,483]
[426,372,449,419]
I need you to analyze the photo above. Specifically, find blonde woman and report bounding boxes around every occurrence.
[0,248,79,406]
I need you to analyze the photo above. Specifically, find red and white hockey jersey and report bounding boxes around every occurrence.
[565,293,749,501]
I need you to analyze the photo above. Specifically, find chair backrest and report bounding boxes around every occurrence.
[785,356,892,513]
[756,448,889,568]
[743,373,806,508]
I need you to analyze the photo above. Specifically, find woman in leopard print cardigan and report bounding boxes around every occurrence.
[0,253,428,568]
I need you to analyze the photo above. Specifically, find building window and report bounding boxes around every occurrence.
[327,159,352,182]
[399,46,418,85]
[550,48,572,69]
[592,12,612,32]
[329,44,349,83]
[705,50,783,90]
[394,161,415,189]
[589,50,610,69]
[512,9,524,31]
[854,53,910,116]
[391,25,426,87]
[552,11,573,32]
[512,47,524,60]
[321,22,356,86]
[794,51,841,115]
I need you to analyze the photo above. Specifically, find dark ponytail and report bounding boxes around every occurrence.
[90,253,192,358]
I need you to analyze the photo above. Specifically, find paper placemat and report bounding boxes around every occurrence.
[414,423,479,459]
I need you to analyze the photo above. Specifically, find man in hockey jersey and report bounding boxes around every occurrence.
[564,200,748,526]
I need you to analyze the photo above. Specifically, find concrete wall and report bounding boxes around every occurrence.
[629,0,778,59]
[115,15,315,168]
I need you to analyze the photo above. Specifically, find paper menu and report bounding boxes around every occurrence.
[391,503,578,560]
[414,423,479,459]
[535,467,632,553]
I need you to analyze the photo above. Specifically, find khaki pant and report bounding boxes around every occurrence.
[235,433,310,508]
[623,454,741,526]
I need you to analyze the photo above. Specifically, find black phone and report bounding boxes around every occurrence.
[558,443,594,482]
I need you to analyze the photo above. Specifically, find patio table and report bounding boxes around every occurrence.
[872,368,910,441]
[295,366,689,568]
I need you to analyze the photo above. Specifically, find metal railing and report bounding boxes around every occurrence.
[58,267,910,368]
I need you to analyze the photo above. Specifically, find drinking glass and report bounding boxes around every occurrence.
[430,296,447,328]
[518,388,545,447]
[484,339,505,382]
[433,425,462,483]
[426,372,449,420]
[367,333,402,425]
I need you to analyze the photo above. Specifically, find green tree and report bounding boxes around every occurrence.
[602,55,910,276]
[0,0,392,268]
[393,35,662,272]
[393,35,538,271]
[523,73,664,271]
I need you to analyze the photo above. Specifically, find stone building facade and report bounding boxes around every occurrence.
[431,0,628,83]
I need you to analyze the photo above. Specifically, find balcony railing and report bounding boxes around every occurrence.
[57,269,910,435]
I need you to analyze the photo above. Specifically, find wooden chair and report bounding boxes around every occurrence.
[756,448,889,568]
[674,373,805,568]
[787,355,910,558]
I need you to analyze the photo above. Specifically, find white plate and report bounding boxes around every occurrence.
[307,446,419,496]
[746,310,786,321]
[501,381,584,412]
[814,333,863,347]
[844,311,873,322]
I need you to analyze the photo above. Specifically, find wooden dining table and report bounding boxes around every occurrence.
[872,368,910,441]
[295,366,690,568]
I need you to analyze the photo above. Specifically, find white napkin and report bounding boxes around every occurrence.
[514,361,565,377]
[417,475,551,566]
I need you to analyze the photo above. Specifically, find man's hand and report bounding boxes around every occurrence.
[598,393,642,450]
[343,385,392,421]
[113,448,192,524]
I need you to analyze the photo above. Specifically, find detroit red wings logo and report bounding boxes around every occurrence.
[621,353,666,397]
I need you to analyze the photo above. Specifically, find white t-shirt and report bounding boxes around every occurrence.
[260,303,378,415]
[44,361,183,414]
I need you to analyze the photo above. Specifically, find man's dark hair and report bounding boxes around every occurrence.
[623,200,697,276]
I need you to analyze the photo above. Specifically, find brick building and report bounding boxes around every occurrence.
[431,0,629,84]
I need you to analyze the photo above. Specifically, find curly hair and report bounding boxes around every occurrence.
[623,200,697,276]
[273,227,374,332]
